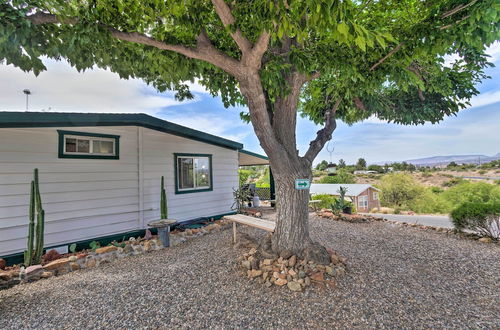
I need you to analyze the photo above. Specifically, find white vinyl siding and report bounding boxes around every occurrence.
[0,126,239,256]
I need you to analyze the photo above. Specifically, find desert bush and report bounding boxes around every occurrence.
[421,172,433,178]
[318,170,356,184]
[378,173,424,208]
[451,202,500,239]
[442,182,500,205]
[311,194,337,209]
[408,188,451,214]
[442,177,464,187]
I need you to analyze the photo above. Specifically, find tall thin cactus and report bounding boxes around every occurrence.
[160,176,168,219]
[24,169,45,266]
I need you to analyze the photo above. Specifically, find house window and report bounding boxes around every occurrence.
[373,192,379,200]
[58,130,120,159]
[174,153,212,194]
[358,195,368,208]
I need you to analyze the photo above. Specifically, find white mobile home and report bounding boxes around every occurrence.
[0,111,267,262]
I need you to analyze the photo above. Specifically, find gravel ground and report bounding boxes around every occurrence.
[1,214,499,329]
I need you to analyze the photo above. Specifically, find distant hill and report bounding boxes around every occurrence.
[375,153,500,167]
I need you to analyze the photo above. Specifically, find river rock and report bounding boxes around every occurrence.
[44,258,70,271]
[287,281,302,292]
[274,278,288,286]
[478,237,492,243]
[95,246,118,254]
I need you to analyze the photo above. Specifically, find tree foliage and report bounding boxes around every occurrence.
[1,0,498,129]
[356,158,367,170]
[315,160,329,171]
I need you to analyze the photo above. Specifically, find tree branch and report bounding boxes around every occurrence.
[26,12,242,77]
[441,0,478,19]
[211,0,252,53]
[303,99,341,162]
[370,42,404,71]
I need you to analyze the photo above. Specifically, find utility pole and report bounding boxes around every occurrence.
[23,89,31,110]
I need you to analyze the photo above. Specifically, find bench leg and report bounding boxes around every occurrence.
[232,221,237,244]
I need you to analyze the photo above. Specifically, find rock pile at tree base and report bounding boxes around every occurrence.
[238,246,347,292]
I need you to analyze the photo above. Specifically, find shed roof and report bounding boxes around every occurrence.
[310,183,380,197]
[0,111,243,150]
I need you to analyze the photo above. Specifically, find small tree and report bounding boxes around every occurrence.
[356,158,367,170]
[378,173,424,208]
[338,159,346,168]
[315,160,329,171]
[2,0,497,259]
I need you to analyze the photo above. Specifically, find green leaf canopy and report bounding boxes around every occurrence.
[1,0,498,126]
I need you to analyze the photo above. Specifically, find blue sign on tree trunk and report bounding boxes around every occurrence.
[295,179,311,190]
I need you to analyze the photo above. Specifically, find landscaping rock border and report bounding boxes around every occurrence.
[316,209,499,244]
[0,219,232,291]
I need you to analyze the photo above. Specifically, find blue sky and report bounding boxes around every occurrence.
[1,43,499,165]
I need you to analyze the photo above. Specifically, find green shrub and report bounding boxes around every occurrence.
[408,188,451,214]
[450,202,499,239]
[238,169,252,187]
[318,170,355,184]
[478,170,486,175]
[311,194,337,209]
[378,173,424,208]
[442,181,499,205]
[442,177,464,187]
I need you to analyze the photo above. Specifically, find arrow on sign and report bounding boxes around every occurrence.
[297,182,308,187]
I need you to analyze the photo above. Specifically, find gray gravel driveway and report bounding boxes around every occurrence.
[1,215,498,328]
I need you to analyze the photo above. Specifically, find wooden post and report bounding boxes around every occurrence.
[232,221,237,244]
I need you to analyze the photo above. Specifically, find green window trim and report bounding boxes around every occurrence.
[174,153,213,194]
[58,130,120,159]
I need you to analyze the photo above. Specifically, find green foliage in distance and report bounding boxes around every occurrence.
[355,158,367,170]
[338,159,346,168]
[0,0,498,127]
[238,169,252,187]
[318,170,356,184]
[310,194,337,210]
[315,160,329,171]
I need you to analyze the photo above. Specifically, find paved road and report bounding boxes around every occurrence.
[458,175,500,180]
[363,213,454,229]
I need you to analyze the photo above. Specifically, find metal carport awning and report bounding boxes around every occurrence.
[238,149,269,166]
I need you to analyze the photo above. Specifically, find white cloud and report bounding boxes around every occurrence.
[469,90,500,109]
[0,58,204,114]
[486,41,500,63]
[166,112,251,142]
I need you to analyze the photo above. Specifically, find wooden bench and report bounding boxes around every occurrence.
[223,214,276,244]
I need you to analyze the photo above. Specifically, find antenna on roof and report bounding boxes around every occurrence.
[23,89,31,110]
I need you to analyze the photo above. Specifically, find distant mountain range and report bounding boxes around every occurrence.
[375,153,500,167]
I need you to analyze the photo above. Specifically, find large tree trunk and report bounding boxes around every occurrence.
[271,163,312,255]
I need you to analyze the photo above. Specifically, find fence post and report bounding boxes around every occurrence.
[270,167,276,207]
